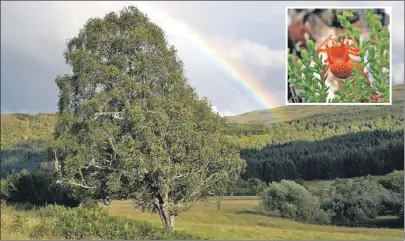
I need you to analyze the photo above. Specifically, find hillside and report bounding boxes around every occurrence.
[1,84,403,143]
[227,84,404,124]
[1,113,57,148]
[1,84,404,178]
[1,86,404,240]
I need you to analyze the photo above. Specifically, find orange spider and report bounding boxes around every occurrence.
[317,35,370,86]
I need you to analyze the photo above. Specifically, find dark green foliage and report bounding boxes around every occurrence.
[261,180,332,224]
[15,204,203,240]
[261,172,404,228]
[377,170,404,217]
[378,170,404,194]
[241,130,403,182]
[293,179,305,186]
[1,170,83,207]
[224,178,267,196]
[1,140,47,177]
[229,101,404,182]
[327,179,392,224]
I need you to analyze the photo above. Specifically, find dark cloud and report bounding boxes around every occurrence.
[1,44,67,113]
[1,1,403,114]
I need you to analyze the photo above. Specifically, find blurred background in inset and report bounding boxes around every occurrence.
[287,9,390,103]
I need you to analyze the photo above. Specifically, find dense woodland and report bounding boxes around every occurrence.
[227,99,404,182]
[241,130,404,182]
[1,96,404,181]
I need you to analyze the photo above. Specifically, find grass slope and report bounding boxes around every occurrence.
[1,85,403,142]
[106,197,403,240]
[1,113,56,148]
[227,84,404,124]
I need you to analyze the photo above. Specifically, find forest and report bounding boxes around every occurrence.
[1,96,404,182]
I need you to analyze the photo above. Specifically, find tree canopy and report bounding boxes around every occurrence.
[48,6,245,230]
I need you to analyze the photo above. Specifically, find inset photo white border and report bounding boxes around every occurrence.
[285,6,393,106]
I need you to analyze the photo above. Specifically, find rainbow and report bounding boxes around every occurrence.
[136,2,283,118]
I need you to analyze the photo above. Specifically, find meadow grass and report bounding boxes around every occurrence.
[106,197,403,240]
[1,196,403,240]
[0,204,63,240]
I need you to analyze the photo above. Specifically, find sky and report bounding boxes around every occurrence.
[1,1,404,116]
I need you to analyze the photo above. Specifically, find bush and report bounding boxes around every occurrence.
[3,170,83,207]
[293,178,305,186]
[378,170,404,194]
[225,178,267,196]
[260,180,331,224]
[328,179,392,224]
[288,9,390,103]
[378,170,404,216]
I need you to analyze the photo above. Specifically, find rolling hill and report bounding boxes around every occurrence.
[1,84,404,177]
[227,84,404,124]
[1,84,403,144]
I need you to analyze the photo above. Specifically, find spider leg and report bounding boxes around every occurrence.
[347,36,359,49]
[321,64,330,81]
[316,35,333,52]
[350,59,370,86]
[348,49,360,57]
[346,36,361,61]
[348,49,361,62]
[347,36,361,55]
[348,50,360,56]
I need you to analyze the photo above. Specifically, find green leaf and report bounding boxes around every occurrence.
[301,50,309,61]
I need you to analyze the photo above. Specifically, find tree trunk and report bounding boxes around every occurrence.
[154,198,176,231]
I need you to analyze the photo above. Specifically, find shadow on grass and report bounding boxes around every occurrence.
[233,210,403,229]
[233,210,264,216]
[344,216,404,229]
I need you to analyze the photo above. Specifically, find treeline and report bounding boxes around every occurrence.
[260,170,404,228]
[228,101,403,139]
[225,101,404,183]
[0,100,403,184]
[0,140,47,177]
[240,130,404,182]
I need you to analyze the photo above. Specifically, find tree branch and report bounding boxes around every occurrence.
[189,173,220,198]
[53,150,62,177]
[56,180,96,189]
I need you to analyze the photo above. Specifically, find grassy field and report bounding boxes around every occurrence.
[0,205,62,240]
[1,196,403,240]
[105,197,403,240]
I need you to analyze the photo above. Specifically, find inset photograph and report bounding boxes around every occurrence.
[286,8,391,104]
